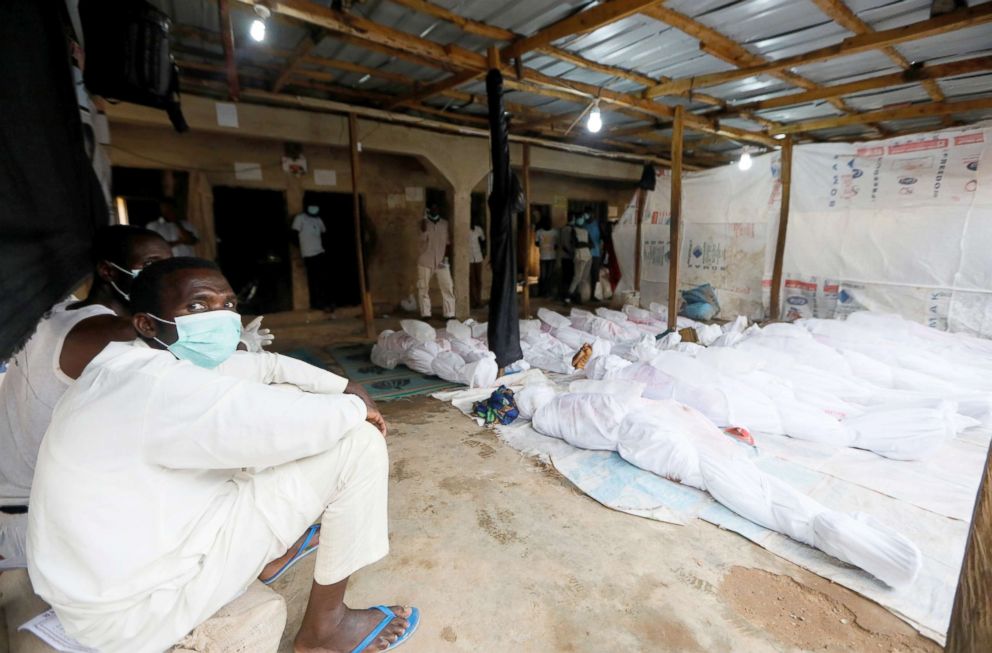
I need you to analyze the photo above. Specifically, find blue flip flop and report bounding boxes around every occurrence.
[349,605,421,653]
[261,524,320,585]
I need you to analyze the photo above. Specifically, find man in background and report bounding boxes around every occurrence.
[558,214,575,300]
[417,202,455,319]
[291,205,335,315]
[582,205,603,302]
[146,199,199,257]
[535,214,558,297]
[469,215,486,309]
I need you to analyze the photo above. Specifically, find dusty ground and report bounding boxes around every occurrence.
[260,312,941,653]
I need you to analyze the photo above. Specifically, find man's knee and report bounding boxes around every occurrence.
[345,421,389,476]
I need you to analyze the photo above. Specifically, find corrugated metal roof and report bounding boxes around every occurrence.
[159,0,992,164]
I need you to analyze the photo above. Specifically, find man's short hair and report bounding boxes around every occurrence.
[130,257,221,316]
[91,225,163,266]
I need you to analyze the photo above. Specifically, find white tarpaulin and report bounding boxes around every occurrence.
[784,125,992,335]
[614,153,781,319]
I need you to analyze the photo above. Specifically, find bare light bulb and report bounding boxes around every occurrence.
[250,18,266,42]
[738,151,752,171]
[587,105,602,133]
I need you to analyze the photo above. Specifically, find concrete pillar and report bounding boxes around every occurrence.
[451,187,472,319]
[285,174,309,311]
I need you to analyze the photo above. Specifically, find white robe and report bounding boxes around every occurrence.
[27,342,367,653]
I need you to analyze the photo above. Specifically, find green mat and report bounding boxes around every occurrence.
[282,343,462,401]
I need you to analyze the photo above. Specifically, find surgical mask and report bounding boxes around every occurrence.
[148,310,242,369]
[106,261,141,301]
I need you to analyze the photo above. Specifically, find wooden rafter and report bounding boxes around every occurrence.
[718,55,992,117]
[217,0,240,100]
[272,30,323,93]
[388,0,725,108]
[231,0,776,147]
[771,97,992,134]
[809,0,953,127]
[644,3,992,97]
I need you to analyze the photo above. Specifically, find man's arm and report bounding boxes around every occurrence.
[146,368,370,470]
[60,315,136,379]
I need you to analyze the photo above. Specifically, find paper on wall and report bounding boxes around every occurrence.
[233,162,263,181]
[19,610,97,653]
[387,194,404,209]
[405,186,424,202]
[215,102,239,128]
[313,169,337,186]
[608,205,618,218]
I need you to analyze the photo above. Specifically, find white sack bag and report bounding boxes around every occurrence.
[404,341,442,375]
[400,319,436,344]
[431,350,466,383]
[370,344,403,370]
[844,401,972,460]
[584,355,631,380]
[616,410,705,490]
[515,383,558,420]
[446,319,472,342]
[461,353,498,388]
[537,307,571,329]
[568,379,646,398]
[532,393,628,451]
[811,511,921,588]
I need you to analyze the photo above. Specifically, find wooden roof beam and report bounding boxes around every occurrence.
[272,30,324,93]
[500,0,663,63]
[645,3,992,97]
[772,97,992,134]
[718,55,992,117]
[217,0,240,100]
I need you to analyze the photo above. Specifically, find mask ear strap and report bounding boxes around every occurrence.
[146,313,177,326]
[108,279,130,302]
[107,261,137,278]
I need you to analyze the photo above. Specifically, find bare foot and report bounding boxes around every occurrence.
[294,605,412,653]
[259,528,320,581]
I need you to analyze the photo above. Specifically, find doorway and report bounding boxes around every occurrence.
[301,191,362,307]
[213,187,292,314]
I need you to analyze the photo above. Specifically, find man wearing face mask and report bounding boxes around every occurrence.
[0,225,171,564]
[416,201,455,320]
[27,257,417,653]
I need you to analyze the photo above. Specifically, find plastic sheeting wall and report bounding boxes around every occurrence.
[784,125,992,336]
[613,152,782,319]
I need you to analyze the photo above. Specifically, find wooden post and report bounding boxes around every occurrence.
[348,113,375,339]
[667,106,684,331]
[633,187,647,292]
[522,143,532,318]
[769,136,793,321]
[947,443,992,652]
[217,0,240,101]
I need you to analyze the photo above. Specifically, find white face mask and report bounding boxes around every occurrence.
[106,261,142,301]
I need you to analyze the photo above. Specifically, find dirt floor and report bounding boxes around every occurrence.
[265,308,942,653]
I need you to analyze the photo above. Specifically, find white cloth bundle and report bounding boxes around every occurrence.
[400,319,436,344]
[370,344,403,370]
[520,331,575,374]
[844,400,976,460]
[515,383,558,420]
[403,341,442,375]
[532,393,628,451]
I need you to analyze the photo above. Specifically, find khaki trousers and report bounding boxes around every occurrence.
[417,265,455,318]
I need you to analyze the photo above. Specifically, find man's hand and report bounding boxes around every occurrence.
[365,405,388,436]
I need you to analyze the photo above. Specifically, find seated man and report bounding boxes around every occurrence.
[0,225,172,562]
[27,257,419,653]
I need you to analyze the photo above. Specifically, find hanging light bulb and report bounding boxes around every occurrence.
[738,150,753,171]
[250,18,266,41]
[250,5,271,42]
[587,101,602,133]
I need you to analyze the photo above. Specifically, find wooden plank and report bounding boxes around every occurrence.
[217,0,240,100]
[645,4,992,97]
[946,443,992,652]
[388,69,482,109]
[718,56,992,117]
[769,137,793,321]
[501,0,662,62]
[272,32,322,93]
[667,105,684,331]
[634,186,646,292]
[522,144,532,318]
[348,113,375,339]
[773,97,992,134]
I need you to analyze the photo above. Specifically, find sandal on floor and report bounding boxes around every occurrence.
[350,605,421,653]
[261,523,320,585]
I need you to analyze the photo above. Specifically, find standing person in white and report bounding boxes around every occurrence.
[535,215,558,297]
[417,202,455,319]
[0,226,172,563]
[146,200,199,257]
[566,216,593,304]
[468,216,486,308]
[291,205,335,313]
[27,258,420,653]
